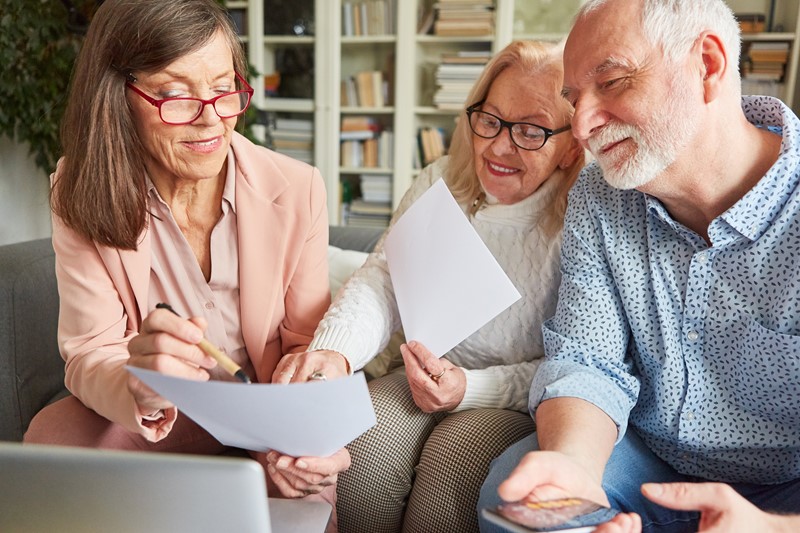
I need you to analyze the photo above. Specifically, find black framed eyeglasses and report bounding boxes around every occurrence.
[465,100,571,151]
[126,72,254,125]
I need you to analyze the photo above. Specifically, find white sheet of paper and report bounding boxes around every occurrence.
[383,178,521,357]
[127,367,376,457]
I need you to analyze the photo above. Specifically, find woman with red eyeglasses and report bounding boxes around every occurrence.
[24,1,344,530]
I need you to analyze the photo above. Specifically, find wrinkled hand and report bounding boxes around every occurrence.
[641,482,798,533]
[498,450,610,508]
[266,448,351,498]
[272,349,349,384]
[401,340,466,413]
[126,308,216,415]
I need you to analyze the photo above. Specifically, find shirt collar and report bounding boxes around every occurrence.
[646,96,800,242]
[720,96,800,241]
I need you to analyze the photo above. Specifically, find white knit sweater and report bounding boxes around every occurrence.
[309,157,563,412]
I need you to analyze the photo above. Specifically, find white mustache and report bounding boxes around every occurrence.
[588,122,641,155]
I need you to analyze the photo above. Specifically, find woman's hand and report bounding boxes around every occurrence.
[498,450,610,508]
[265,448,351,498]
[401,340,466,412]
[126,307,217,414]
[272,349,349,384]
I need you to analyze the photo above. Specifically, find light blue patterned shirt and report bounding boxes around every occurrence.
[531,96,800,484]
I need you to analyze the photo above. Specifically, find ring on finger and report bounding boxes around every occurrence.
[309,370,327,381]
[429,368,446,382]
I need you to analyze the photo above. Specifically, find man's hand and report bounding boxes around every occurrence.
[498,450,610,508]
[401,341,466,412]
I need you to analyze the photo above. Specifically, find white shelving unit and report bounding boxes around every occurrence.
[727,0,800,112]
[234,0,800,226]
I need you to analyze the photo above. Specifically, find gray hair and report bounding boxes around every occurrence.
[579,0,740,79]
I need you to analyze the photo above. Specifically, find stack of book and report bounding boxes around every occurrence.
[433,50,492,110]
[342,0,395,36]
[340,116,393,169]
[270,117,314,164]
[341,175,392,228]
[434,0,495,37]
[341,70,387,108]
[347,172,393,227]
[735,12,766,33]
[360,173,392,203]
[416,127,447,168]
[743,41,790,82]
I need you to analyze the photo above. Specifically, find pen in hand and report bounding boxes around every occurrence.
[155,302,252,384]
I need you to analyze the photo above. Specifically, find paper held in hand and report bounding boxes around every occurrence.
[127,367,376,457]
[383,178,522,357]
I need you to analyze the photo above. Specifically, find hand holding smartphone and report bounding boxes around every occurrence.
[482,497,619,532]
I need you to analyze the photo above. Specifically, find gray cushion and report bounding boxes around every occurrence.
[0,238,64,441]
[329,225,383,254]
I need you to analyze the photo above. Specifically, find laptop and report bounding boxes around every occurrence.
[0,442,331,533]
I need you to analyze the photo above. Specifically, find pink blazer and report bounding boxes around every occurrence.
[52,132,331,440]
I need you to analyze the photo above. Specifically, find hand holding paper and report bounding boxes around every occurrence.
[127,367,376,457]
[383,178,521,357]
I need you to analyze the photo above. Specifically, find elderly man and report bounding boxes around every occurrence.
[478,1,800,532]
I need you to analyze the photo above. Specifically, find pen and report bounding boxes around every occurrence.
[155,302,252,384]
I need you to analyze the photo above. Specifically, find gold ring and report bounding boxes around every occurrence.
[429,368,446,382]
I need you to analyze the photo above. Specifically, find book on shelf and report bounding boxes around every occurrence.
[360,174,392,203]
[418,127,447,166]
[434,51,490,110]
[342,0,395,36]
[342,71,387,108]
[345,198,393,228]
[433,0,495,37]
[341,116,381,139]
[743,42,789,82]
[340,120,393,169]
[270,116,314,164]
[274,117,314,131]
[735,12,766,33]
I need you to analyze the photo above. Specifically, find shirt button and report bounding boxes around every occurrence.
[687,330,699,341]
[697,253,707,264]
[685,411,695,421]
[205,301,215,310]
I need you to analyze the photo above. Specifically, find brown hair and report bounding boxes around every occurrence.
[51,0,246,249]
[445,40,584,237]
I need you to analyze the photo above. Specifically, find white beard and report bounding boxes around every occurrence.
[588,80,699,190]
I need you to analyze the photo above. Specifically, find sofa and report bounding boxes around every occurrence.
[0,224,535,533]
[0,225,383,442]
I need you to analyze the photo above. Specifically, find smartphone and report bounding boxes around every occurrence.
[481,497,619,533]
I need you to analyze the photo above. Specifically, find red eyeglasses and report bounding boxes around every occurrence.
[126,72,254,125]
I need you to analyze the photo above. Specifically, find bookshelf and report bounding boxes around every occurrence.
[236,0,800,226]
[728,0,800,106]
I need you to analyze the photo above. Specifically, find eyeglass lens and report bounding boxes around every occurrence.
[469,110,547,150]
[160,92,250,124]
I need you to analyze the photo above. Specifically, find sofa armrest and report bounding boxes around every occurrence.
[0,238,64,441]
